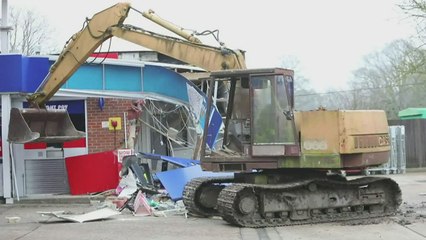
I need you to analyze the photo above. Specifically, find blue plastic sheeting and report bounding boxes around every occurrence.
[155,165,233,201]
[140,153,200,167]
[206,108,222,148]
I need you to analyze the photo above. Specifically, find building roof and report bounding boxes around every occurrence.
[398,108,426,119]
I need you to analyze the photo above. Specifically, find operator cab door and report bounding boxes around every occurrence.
[250,74,297,156]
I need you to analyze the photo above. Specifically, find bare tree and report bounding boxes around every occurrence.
[399,0,426,73]
[8,7,55,55]
[280,56,358,111]
[400,0,426,45]
[349,40,426,119]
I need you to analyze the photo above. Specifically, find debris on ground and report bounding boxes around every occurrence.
[394,201,426,225]
[5,216,21,224]
[152,200,187,217]
[38,208,121,223]
[37,152,232,223]
[98,153,193,218]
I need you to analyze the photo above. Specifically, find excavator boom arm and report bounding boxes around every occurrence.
[110,26,245,72]
[9,2,246,144]
[31,3,130,107]
[31,3,245,107]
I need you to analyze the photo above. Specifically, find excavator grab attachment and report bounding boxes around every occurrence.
[8,108,85,144]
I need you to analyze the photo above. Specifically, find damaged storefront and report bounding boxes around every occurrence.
[0,54,207,202]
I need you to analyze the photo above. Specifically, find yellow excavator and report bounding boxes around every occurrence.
[7,3,401,227]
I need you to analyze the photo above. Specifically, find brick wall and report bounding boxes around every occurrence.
[87,98,134,153]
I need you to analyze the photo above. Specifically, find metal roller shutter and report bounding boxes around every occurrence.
[25,159,70,195]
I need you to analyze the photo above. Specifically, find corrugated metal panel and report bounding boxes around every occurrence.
[389,119,426,168]
[25,159,70,195]
[396,126,406,172]
[365,126,406,175]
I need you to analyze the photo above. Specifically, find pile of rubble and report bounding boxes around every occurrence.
[37,152,231,223]
[104,158,188,218]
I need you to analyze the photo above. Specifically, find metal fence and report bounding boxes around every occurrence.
[365,125,406,175]
[389,119,426,169]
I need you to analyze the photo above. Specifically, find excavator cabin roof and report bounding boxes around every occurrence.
[210,68,294,81]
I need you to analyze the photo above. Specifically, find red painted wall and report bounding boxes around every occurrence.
[66,150,120,195]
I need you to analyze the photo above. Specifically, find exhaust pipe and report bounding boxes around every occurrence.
[8,108,86,144]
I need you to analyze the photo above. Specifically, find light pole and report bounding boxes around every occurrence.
[1,0,11,53]
[1,0,13,204]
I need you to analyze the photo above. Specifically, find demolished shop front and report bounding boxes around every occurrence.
[21,99,87,195]
[1,54,209,201]
[0,98,87,197]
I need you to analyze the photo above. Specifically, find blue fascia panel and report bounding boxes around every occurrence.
[0,54,49,93]
[23,99,85,114]
[105,65,142,91]
[22,56,50,92]
[66,64,104,90]
[0,54,23,92]
[143,65,189,102]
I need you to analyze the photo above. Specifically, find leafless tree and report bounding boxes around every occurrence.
[349,40,426,119]
[8,7,55,55]
[399,0,426,45]
[399,0,426,73]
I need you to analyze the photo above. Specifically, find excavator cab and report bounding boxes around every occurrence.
[8,108,85,144]
[200,68,299,172]
[200,68,392,173]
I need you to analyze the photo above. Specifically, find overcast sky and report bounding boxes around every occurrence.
[5,0,417,91]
